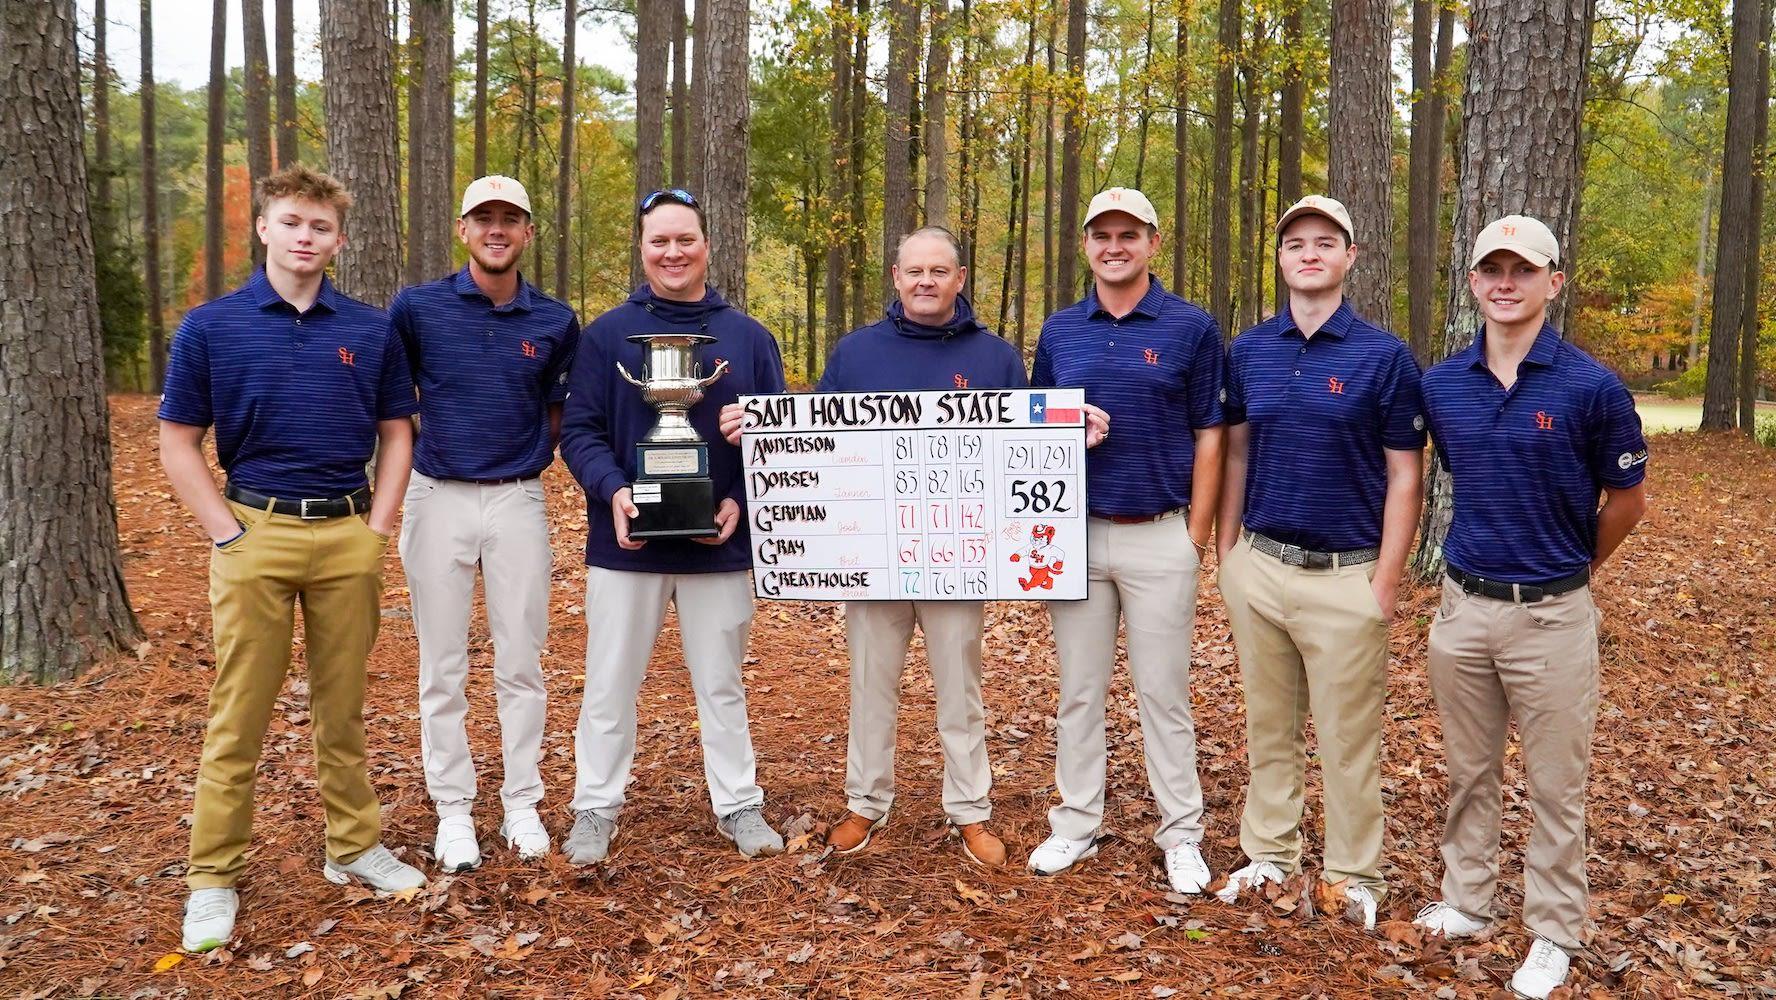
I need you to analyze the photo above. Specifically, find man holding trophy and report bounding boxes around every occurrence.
[558,188,788,864]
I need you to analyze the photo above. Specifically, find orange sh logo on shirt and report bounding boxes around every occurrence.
[1143,348,1160,366]
[521,340,537,359]
[337,346,355,367]
[1327,375,1345,394]
[1536,410,1555,430]
[953,373,970,389]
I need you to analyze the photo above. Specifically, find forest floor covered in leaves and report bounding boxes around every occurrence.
[1,395,1772,999]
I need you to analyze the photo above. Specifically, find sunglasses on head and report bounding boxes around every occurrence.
[639,188,699,213]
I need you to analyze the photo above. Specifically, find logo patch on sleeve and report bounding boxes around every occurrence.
[1412,415,1425,431]
[1617,449,1648,470]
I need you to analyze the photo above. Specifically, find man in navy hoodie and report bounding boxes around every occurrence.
[780,227,1106,867]
[558,189,788,863]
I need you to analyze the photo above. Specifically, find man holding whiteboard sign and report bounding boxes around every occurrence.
[719,227,1105,866]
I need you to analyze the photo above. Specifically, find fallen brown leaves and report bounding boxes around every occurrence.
[0,399,1772,997]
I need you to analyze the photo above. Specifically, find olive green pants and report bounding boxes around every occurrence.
[186,499,389,889]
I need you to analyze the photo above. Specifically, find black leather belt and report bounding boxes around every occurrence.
[1246,529,1379,568]
[1447,566,1589,603]
[225,483,371,519]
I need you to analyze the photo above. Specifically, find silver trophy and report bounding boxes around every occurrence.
[616,333,730,538]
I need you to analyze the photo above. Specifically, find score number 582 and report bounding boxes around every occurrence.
[1007,478,1073,515]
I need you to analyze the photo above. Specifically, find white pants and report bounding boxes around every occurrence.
[571,567,762,819]
[1045,514,1206,848]
[399,472,552,819]
[844,600,992,825]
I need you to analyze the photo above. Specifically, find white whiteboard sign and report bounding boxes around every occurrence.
[738,389,1089,602]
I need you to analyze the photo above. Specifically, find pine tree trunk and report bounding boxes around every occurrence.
[1,0,143,683]
[671,0,688,186]
[426,0,454,273]
[1703,0,1766,429]
[1406,0,1434,357]
[320,0,403,306]
[1414,0,1593,576]
[1275,1,1302,312]
[848,0,870,315]
[1210,0,1236,333]
[882,0,917,300]
[957,0,975,277]
[275,0,296,164]
[206,0,227,298]
[243,0,273,266]
[95,0,113,208]
[702,0,751,307]
[923,0,950,226]
[1237,41,1259,330]
[1012,0,1037,348]
[636,0,670,286]
[1328,0,1394,328]
[405,13,424,287]
[689,0,708,192]
[1057,0,1085,302]
[1171,0,1189,294]
[555,0,578,299]
[1134,0,1155,190]
[1738,0,1771,430]
[523,0,542,279]
[474,0,489,177]
[1044,8,1057,315]
[1690,172,1714,366]
[825,0,852,347]
[141,0,166,388]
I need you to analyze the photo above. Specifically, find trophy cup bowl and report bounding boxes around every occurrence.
[616,334,730,538]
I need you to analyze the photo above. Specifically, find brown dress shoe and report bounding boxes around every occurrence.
[826,812,886,855]
[957,823,1007,867]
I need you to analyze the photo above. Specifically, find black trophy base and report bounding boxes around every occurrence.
[628,476,717,539]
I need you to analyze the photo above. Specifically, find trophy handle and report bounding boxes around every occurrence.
[616,361,648,389]
[696,359,731,388]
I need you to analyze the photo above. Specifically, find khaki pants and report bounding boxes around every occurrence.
[187,500,388,889]
[1427,576,1600,952]
[843,600,991,825]
[571,568,762,819]
[1046,514,1205,849]
[399,472,552,819]
[1218,532,1387,897]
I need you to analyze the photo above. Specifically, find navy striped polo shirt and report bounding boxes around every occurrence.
[1031,276,1224,517]
[390,267,579,480]
[1422,324,1648,583]
[1224,300,1425,551]
[158,269,419,497]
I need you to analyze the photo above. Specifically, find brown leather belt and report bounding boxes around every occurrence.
[1096,506,1188,525]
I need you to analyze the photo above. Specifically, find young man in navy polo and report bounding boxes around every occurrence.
[558,189,787,864]
[1413,215,1647,999]
[159,164,425,953]
[1026,187,1225,894]
[1212,195,1425,929]
[391,176,579,872]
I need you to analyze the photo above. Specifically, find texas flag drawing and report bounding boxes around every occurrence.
[1028,393,1082,424]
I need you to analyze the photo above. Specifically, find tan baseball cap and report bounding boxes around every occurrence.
[1469,214,1559,269]
[1083,187,1159,229]
[460,175,532,217]
[1275,194,1355,242]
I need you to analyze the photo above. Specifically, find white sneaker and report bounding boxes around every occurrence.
[1215,860,1287,903]
[180,887,238,953]
[1163,841,1213,894]
[1343,883,1379,931]
[432,815,482,872]
[1026,833,1098,875]
[1509,937,1572,999]
[501,808,551,860]
[323,844,427,894]
[1413,900,1490,938]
